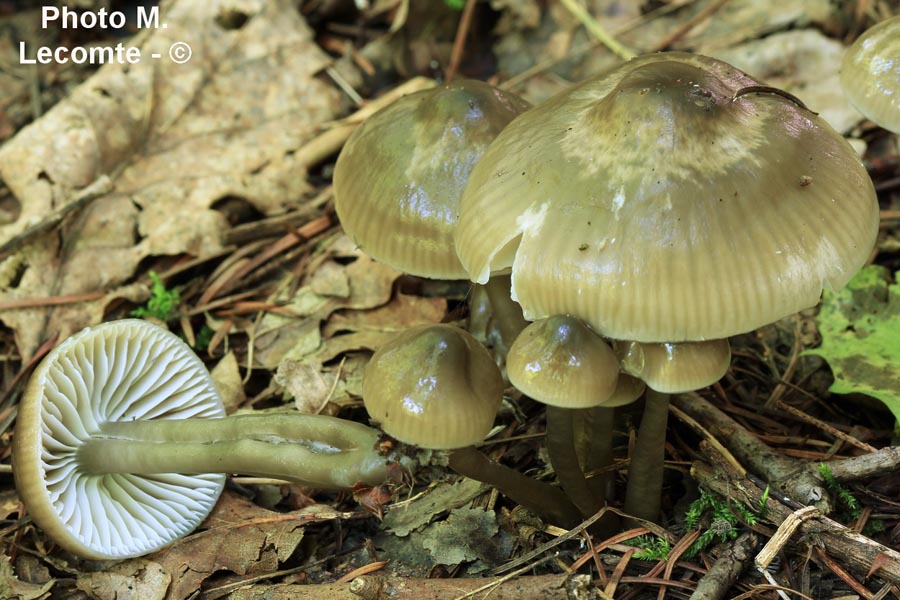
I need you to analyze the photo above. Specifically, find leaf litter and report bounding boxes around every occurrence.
[0,0,899,598]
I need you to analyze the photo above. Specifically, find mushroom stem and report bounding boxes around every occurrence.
[447,445,580,528]
[77,414,400,489]
[546,406,602,519]
[577,406,615,503]
[482,275,528,347]
[623,389,670,523]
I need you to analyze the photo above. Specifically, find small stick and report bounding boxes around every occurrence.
[446,0,477,82]
[773,399,877,454]
[557,0,636,60]
[651,0,731,52]
[689,532,758,600]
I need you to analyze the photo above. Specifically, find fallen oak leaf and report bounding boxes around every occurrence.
[0,0,345,359]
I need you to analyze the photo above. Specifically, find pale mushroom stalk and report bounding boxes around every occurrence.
[617,339,732,522]
[545,406,603,518]
[481,275,528,347]
[622,390,670,522]
[75,414,395,490]
[577,406,616,502]
[448,446,580,528]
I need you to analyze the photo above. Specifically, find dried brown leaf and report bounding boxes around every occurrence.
[0,0,343,358]
[75,559,170,600]
[0,556,54,600]
[151,492,308,600]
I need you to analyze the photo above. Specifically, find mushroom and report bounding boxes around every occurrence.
[332,79,531,345]
[840,15,900,133]
[454,52,879,521]
[614,339,731,521]
[363,323,580,527]
[505,315,622,519]
[13,320,405,559]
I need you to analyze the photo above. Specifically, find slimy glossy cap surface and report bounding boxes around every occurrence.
[13,320,226,559]
[455,52,880,342]
[334,80,530,279]
[363,324,504,449]
[616,339,731,393]
[507,316,619,408]
[840,16,900,133]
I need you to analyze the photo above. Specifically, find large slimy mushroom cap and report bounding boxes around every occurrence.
[334,79,530,279]
[507,316,619,408]
[363,324,504,450]
[840,15,900,134]
[455,52,880,342]
[13,320,226,560]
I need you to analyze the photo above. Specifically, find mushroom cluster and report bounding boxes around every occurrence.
[453,52,879,521]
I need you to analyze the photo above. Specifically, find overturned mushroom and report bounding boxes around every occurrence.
[13,320,405,559]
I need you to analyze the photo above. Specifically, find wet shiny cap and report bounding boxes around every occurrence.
[455,52,880,342]
[615,339,731,393]
[840,15,900,133]
[507,316,619,408]
[334,80,530,279]
[363,324,504,449]
[12,320,225,559]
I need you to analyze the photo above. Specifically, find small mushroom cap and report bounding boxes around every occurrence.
[507,316,619,408]
[363,324,504,449]
[455,52,880,342]
[334,80,530,279]
[840,16,900,133]
[13,320,226,560]
[615,339,731,393]
[604,373,647,408]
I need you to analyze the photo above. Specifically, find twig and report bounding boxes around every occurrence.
[557,0,636,60]
[0,175,112,259]
[673,393,831,512]
[224,572,596,600]
[773,399,877,454]
[0,291,105,310]
[809,446,900,482]
[689,532,758,600]
[669,403,745,475]
[692,460,900,585]
[651,0,732,52]
[814,547,875,600]
[446,0,477,82]
[491,505,622,575]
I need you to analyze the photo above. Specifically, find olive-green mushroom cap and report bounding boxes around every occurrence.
[840,16,900,134]
[615,339,731,393]
[363,324,504,450]
[334,80,530,279]
[455,52,880,342]
[605,373,646,408]
[507,316,619,408]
